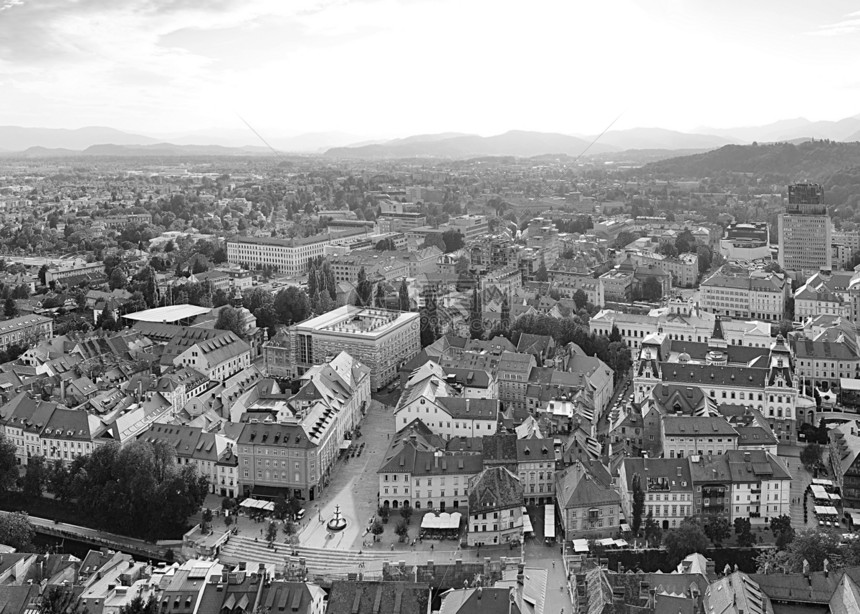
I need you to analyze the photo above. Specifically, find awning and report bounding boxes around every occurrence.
[240,498,275,511]
[831,493,842,501]
[522,510,534,534]
[620,523,631,532]
[421,512,461,529]
[597,538,615,547]
[421,514,439,529]
[813,479,835,487]
[841,378,860,391]
[340,440,351,450]
[814,505,839,516]
[572,539,589,553]
[614,539,629,548]
[811,485,829,499]
[849,512,860,526]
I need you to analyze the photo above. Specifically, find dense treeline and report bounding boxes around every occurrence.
[45,440,208,540]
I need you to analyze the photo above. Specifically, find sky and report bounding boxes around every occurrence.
[2,0,860,141]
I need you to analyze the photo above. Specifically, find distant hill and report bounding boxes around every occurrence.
[596,127,737,151]
[324,130,619,159]
[1,143,274,158]
[700,116,860,144]
[643,141,860,180]
[0,126,158,151]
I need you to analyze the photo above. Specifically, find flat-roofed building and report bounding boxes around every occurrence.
[226,229,366,275]
[277,306,420,391]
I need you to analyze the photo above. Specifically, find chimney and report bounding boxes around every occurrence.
[60,379,66,401]
[649,588,656,608]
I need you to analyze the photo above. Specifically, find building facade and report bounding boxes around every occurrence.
[778,183,832,275]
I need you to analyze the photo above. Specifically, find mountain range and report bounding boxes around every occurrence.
[2,114,860,158]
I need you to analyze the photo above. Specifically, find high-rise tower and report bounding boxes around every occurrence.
[778,183,831,276]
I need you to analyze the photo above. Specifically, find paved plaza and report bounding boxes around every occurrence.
[299,399,395,550]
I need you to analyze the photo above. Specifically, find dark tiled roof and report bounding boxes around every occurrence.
[327,581,430,614]
[468,466,523,513]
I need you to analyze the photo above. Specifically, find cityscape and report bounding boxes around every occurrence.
[6,2,860,614]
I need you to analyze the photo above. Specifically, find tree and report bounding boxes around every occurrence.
[201,508,213,532]
[631,474,645,536]
[274,287,311,325]
[39,585,86,614]
[641,276,662,301]
[801,443,824,473]
[613,231,637,250]
[273,496,291,521]
[658,242,678,258]
[3,297,17,319]
[400,503,413,524]
[38,264,49,286]
[23,455,47,499]
[573,289,588,311]
[355,267,373,306]
[420,290,438,347]
[109,267,128,290]
[455,255,470,275]
[378,505,391,523]
[375,238,396,251]
[395,519,409,542]
[675,230,696,254]
[771,515,795,550]
[398,279,410,311]
[283,520,296,537]
[535,260,549,282]
[704,516,731,546]
[609,324,623,343]
[0,512,35,551]
[421,233,445,251]
[500,295,511,330]
[266,521,278,543]
[64,439,208,540]
[734,517,756,547]
[214,306,244,337]
[0,434,17,495]
[119,596,158,614]
[643,511,662,545]
[374,283,386,308]
[371,519,384,539]
[441,229,464,253]
[785,528,843,572]
[469,285,483,340]
[663,518,709,564]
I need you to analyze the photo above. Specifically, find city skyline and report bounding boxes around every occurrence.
[3,0,860,141]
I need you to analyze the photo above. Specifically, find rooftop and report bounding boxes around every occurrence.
[123,304,212,323]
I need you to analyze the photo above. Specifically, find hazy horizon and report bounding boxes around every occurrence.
[3,0,860,139]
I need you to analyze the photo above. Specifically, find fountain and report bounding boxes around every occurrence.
[326,504,348,533]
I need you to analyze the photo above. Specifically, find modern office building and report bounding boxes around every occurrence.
[778,183,832,275]
[269,306,420,390]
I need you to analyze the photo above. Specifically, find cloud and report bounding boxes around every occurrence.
[808,11,860,36]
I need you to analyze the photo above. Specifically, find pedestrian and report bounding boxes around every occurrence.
[552,561,556,569]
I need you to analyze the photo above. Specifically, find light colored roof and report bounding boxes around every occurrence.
[123,304,211,323]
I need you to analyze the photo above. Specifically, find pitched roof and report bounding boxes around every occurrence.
[327,581,430,614]
[468,466,523,513]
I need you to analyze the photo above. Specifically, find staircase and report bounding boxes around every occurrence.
[218,535,395,576]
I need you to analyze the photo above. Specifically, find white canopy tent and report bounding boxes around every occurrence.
[572,539,589,553]
[239,498,275,512]
[522,508,534,534]
[421,512,461,530]
[811,485,830,500]
[814,505,839,517]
